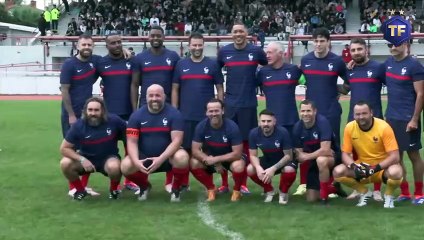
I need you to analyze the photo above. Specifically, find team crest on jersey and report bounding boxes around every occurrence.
[204,67,209,74]
[401,67,407,75]
[89,63,94,69]
[222,135,228,143]
[106,128,112,135]
[166,58,171,66]
[328,63,333,71]
[286,72,291,79]
[248,53,253,61]
[162,118,168,126]
[367,70,373,78]
[313,132,319,139]
[275,140,280,148]
[373,136,378,143]
[126,62,131,70]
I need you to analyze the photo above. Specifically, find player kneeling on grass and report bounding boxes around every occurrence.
[247,110,296,204]
[121,84,189,202]
[292,100,347,204]
[60,97,126,200]
[190,98,245,202]
[333,101,402,208]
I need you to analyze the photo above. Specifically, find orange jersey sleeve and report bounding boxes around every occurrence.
[342,122,353,153]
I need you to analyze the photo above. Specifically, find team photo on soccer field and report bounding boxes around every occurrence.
[1,3,424,239]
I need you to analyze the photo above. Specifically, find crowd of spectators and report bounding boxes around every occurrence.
[66,0,349,39]
[359,0,417,33]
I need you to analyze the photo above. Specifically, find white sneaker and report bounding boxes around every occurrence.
[170,191,181,202]
[279,192,289,205]
[383,195,395,208]
[356,190,372,207]
[264,191,275,203]
[328,193,338,198]
[85,187,100,196]
[137,187,151,201]
[165,183,172,193]
[347,190,360,199]
[373,191,383,202]
[68,188,77,197]
[293,184,306,196]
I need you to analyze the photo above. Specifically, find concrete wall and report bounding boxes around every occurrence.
[1,41,424,95]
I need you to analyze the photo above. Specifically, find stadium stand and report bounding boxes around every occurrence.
[66,0,348,39]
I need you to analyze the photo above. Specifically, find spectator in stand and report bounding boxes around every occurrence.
[184,22,193,36]
[259,16,270,36]
[160,19,167,33]
[359,20,370,34]
[369,22,378,33]
[341,44,352,65]
[372,16,382,31]
[334,22,344,34]
[63,0,70,15]
[51,4,60,34]
[38,13,46,36]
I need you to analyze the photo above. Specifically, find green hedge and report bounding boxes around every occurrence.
[1,3,42,27]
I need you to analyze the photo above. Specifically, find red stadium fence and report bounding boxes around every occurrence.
[288,33,424,63]
[38,35,258,58]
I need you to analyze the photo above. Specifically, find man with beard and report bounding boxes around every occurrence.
[171,32,224,156]
[384,40,424,204]
[247,110,296,204]
[190,98,245,202]
[60,34,102,197]
[97,33,138,192]
[59,97,126,200]
[217,22,267,195]
[333,101,402,208]
[131,25,180,109]
[292,100,347,204]
[122,84,189,202]
[131,26,181,191]
[294,27,348,197]
[343,38,386,201]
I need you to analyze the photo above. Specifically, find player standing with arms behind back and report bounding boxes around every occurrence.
[294,27,348,197]
[217,22,268,194]
[384,40,424,204]
[343,38,386,201]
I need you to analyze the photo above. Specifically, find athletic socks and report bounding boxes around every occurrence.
[249,174,273,192]
[385,179,402,196]
[299,162,309,185]
[280,172,296,193]
[191,168,215,190]
[172,167,189,191]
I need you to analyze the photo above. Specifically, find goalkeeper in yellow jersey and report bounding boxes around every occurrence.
[333,101,402,208]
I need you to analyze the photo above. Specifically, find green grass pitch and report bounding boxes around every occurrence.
[0,99,423,240]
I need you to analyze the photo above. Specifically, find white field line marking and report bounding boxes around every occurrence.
[196,199,245,240]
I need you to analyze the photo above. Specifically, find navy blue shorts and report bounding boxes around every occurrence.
[306,152,341,190]
[140,157,173,173]
[78,154,121,176]
[326,115,341,146]
[118,114,131,121]
[281,124,294,140]
[61,113,71,138]
[205,154,247,174]
[259,156,297,175]
[387,118,422,152]
[225,106,258,140]
[182,120,200,150]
